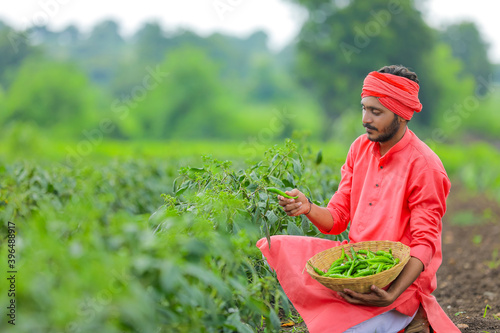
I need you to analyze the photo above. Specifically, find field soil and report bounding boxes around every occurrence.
[279,185,500,332]
[433,186,500,332]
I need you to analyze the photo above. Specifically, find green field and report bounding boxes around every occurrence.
[1,137,500,332]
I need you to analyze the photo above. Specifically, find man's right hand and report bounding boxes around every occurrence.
[277,189,311,217]
[277,189,335,233]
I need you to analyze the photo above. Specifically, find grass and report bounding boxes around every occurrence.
[282,311,306,332]
[450,210,484,226]
[487,249,500,269]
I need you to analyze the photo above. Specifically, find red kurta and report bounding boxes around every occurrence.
[257,129,460,332]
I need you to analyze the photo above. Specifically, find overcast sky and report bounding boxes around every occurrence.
[1,0,499,62]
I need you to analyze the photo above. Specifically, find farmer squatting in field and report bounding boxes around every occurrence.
[257,65,461,333]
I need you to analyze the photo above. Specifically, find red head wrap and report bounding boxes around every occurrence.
[361,71,422,120]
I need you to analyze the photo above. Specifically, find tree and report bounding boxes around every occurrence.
[76,20,125,85]
[5,60,95,133]
[132,21,169,64]
[122,45,238,140]
[246,54,298,103]
[0,85,5,121]
[0,23,39,87]
[420,43,475,129]
[285,0,436,133]
[440,22,493,95]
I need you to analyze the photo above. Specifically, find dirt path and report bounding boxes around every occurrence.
[434,186,500,332]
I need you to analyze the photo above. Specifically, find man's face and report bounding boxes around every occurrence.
[361,96,401,143]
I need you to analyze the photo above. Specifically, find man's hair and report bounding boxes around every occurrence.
[377,65,419,84]
[376,65,418,122]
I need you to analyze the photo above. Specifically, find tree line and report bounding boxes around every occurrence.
[0,0,496,141]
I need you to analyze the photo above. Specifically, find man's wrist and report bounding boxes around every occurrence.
[385,288,399,305]
[304,198,313,215]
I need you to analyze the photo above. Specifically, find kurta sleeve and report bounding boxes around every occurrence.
[324,143,355,235]
[407,168,451,269]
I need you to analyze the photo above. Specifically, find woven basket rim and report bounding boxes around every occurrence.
[305,241,410,293]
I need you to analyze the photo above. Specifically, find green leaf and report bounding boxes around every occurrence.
[160,261,182,293]
[287,221,303,236]
[225,312,254,333]
[249,171,260,182]
[270,153,280,166]
[252,206,261,223]
[269,175,285,188]
[265,210,279,228]
[316,150,323,165]
[287,172,296,187]
[175,183,189,196]
[264,220,271,249]
[173,177,180,192]
[250,161,263,170]
[292,159,302,177]
[246,183,258,192]
[279,288,291,317]
[184,264,231,298]
[268,306,281,330]
[301,215,310,234]
[281,173,293,188]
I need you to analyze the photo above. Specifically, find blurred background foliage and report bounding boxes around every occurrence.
[0,0,499,145]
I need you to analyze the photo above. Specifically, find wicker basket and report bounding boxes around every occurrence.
[305,241,410,294]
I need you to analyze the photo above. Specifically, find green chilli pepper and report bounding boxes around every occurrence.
[340,248,346,260]
[330,264,349,273]
[350,247,357,257]
[266,187,298,199]
[327,257,345,272]
[376,250,394,259]
[313,247,400,280]
[346,261,356,277]
[352,268,375,277]
[307,261,325,276]
[325,273,347,279]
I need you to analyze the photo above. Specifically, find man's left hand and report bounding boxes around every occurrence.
[338,285,395,307]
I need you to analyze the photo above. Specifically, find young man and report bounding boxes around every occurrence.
[257,65,460,332]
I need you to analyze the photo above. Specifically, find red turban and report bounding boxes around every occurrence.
[361,71,422,120]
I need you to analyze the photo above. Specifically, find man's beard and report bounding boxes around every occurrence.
[364,114,400,143]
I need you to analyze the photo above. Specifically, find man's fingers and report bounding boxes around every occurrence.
[287,208,302,216]
[339,287,392,307]
[343,289,364,300]
[284,202,302,211]
[370,285,384,296]
[279,196,297,207]
[338,291,362,304]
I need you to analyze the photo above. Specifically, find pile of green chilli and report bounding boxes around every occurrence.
[308,247,401,278]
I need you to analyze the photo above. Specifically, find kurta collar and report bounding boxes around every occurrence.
[371,127,412,161]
